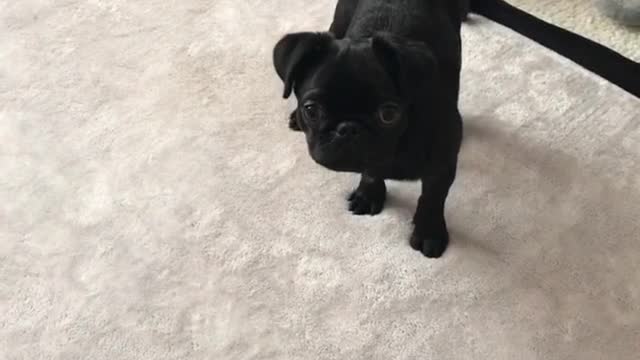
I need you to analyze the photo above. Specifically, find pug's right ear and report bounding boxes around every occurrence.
[273,32,334,99]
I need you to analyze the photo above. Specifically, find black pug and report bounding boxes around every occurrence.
[273,0,471,258]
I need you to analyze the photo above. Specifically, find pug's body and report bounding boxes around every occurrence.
[273,0,468,258]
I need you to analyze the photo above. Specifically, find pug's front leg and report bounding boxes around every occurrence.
[348,174,386,215]
[410,165,456,258]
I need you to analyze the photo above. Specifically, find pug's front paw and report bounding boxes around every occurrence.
[409,227,449,258]
[347,179,386,216]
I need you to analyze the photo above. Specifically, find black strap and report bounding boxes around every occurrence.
[470,0,640,98]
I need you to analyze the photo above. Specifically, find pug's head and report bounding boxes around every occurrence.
[273,32,437,173]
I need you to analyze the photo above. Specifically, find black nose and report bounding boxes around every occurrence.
[336,122,359,137]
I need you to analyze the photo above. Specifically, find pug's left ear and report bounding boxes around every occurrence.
[372,32,438,98]
[273,32,335,99]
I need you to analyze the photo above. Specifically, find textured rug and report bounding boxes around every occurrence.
[2,1,639,359]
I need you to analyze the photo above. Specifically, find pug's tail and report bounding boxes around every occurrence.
[463,0,639,97]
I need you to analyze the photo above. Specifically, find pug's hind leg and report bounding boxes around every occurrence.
[289,110,302,131]
[348,174,386,215]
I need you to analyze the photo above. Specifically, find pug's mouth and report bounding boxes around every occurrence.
[307,133,365,172]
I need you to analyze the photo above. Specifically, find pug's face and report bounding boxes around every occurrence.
[273,32,435,173]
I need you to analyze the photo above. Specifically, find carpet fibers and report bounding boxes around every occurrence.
[2,1,639,359]
[509,0,640,62]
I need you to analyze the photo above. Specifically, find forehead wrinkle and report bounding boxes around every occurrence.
[304,43,396,112]
[340,59,387,109]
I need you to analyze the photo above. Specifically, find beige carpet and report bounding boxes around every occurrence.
[2,1,640,359]
[509,0,640,61]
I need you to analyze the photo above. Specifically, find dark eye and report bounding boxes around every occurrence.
[302,102,321,122]
[378,104,401,126]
